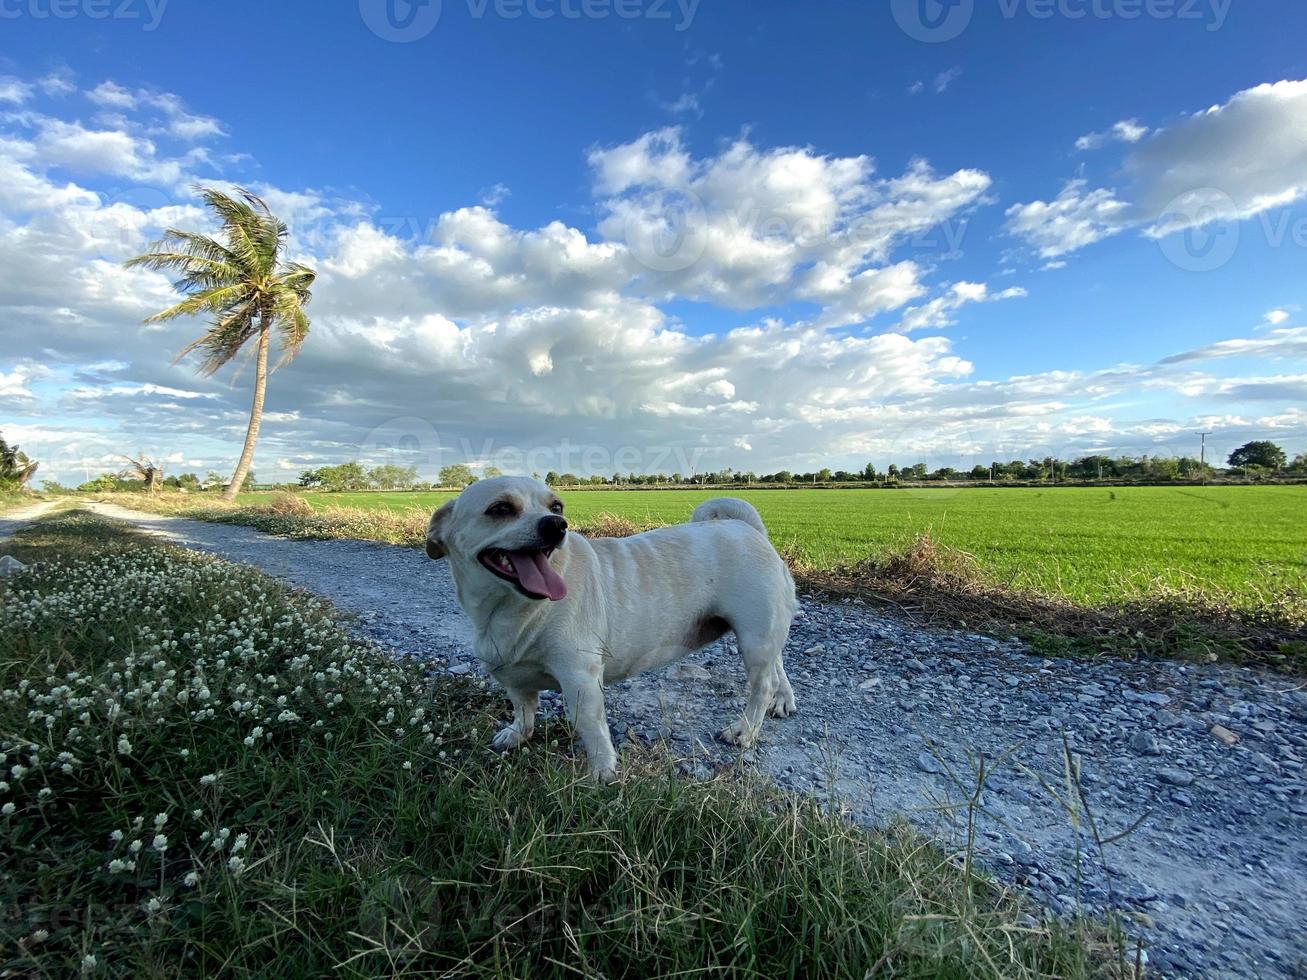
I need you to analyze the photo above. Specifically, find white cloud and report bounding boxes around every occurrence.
[665,92,702,117]
[88,81,139,109]
[1004,180,1130,258]
[68,383,216,401]
[0,77,34,104]
[1265,309,1291,326]
[38,71,76,97]
[592,131,991,321]
[1012,79,1307,259]
[1075,118,1149,151]
[934,67,962,94]
[895,281,1026,333]
[0,363,46,399]
[1158,327,1307,365]
[1132,80,1307,233]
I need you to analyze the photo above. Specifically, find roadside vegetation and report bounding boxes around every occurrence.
[0,492,33,516]
[99,484,1307,672]
[0,512,1116,977]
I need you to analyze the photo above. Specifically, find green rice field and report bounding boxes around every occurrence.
[255,485,1307,607]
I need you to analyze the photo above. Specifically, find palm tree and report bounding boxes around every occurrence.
[126,187,316,501]
[120,454,164,494]
[0,433,38,489]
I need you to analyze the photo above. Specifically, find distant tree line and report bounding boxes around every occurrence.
[25,440,1307,494]
[538,441,1306,487]
[71,470,255,493]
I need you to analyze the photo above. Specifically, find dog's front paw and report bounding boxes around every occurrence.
[719,720,758,748]
[491,726,527,752]
[586,753,619,784]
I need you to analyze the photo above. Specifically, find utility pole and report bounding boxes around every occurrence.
[1198,431,1212,485]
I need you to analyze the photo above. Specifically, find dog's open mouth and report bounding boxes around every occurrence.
[478,547,568,601]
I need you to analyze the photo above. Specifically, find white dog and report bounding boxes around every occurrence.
[425,477,798,781]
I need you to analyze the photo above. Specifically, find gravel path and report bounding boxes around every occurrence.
[51,504,1307,977]
[0,500,59,542]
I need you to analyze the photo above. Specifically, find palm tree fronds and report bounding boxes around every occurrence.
[127,185,316,500]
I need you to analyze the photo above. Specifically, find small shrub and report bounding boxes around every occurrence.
[253,490,314,517]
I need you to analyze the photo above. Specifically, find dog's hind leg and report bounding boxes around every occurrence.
[719,633,782,748]
[491,687,538,753]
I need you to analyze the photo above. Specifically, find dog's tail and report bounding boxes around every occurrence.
[690,497,767,536]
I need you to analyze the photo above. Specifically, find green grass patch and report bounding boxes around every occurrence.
[274,486,1307,610]
[0,512,1113,978]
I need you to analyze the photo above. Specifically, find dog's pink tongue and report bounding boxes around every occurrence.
[510,551,568,601]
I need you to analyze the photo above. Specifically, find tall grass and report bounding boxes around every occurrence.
[0,513,1108,977]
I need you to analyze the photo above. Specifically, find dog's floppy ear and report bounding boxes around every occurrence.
[425,500,455,560]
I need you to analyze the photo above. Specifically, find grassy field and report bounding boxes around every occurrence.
[272,486,1307,609]
[0,512,1111,977]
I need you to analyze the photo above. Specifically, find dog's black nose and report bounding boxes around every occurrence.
[538,514,568,545]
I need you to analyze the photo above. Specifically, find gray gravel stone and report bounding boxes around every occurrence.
[1158,768,1196,787]
[916,751,945,774]
[1129,731,1163,755]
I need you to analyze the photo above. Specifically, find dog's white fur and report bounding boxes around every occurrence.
[426,476,798,781]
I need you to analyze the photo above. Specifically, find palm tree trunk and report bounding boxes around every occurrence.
[223,320,270,502]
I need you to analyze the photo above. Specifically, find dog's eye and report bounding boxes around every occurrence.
[484,501,518,518]
[549,500,564,514]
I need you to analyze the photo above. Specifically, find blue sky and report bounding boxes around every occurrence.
[2,0,1306,483]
